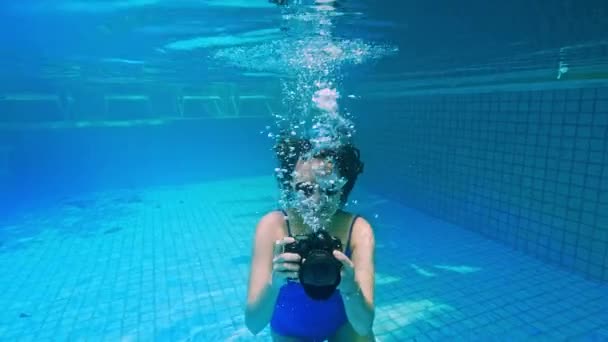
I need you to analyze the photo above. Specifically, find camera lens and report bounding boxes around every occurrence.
[300,250,340,286]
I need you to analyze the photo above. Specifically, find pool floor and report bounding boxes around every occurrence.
[0,176,607,341]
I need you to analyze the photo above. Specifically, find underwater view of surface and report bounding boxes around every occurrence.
[0,0,607,341]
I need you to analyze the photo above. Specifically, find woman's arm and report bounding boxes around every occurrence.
[342,217,376,335]
[244,212,282,335]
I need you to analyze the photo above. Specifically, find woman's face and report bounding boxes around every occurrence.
[293,158,335,199]
[290,157,344,229]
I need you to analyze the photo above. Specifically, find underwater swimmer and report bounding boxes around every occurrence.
[245,135,375,341]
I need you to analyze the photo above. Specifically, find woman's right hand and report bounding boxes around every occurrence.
[271,236,301,289]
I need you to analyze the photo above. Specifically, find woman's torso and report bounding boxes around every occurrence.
[269,209,359,340]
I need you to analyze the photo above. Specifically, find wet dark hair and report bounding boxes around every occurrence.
[274,133,364,205]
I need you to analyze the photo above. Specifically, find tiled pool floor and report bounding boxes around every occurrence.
[1,176,607,341]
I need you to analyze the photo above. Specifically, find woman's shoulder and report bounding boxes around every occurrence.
[339,210,373,235]
[339,209,367,222]
[254,210,287,239]
[260,209,286,219]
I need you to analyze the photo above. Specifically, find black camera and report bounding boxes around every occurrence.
[284,230,343,300]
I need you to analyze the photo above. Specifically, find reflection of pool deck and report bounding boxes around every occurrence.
[0,176,606,341]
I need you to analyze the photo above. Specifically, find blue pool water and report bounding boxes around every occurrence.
[1,1,607,341]
[1,178,607,341]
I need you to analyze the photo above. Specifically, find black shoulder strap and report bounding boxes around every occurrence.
[280,209,292,236]
[345,214,359,256]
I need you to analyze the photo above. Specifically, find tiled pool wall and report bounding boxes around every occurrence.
[356,86,608,283]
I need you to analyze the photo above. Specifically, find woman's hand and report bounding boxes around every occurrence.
[333,250,359,295]
[270,237,301,290]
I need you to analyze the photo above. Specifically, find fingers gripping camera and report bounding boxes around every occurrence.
[283,230,344,300]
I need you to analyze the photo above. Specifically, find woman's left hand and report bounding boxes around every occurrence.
[333,250,359,294]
